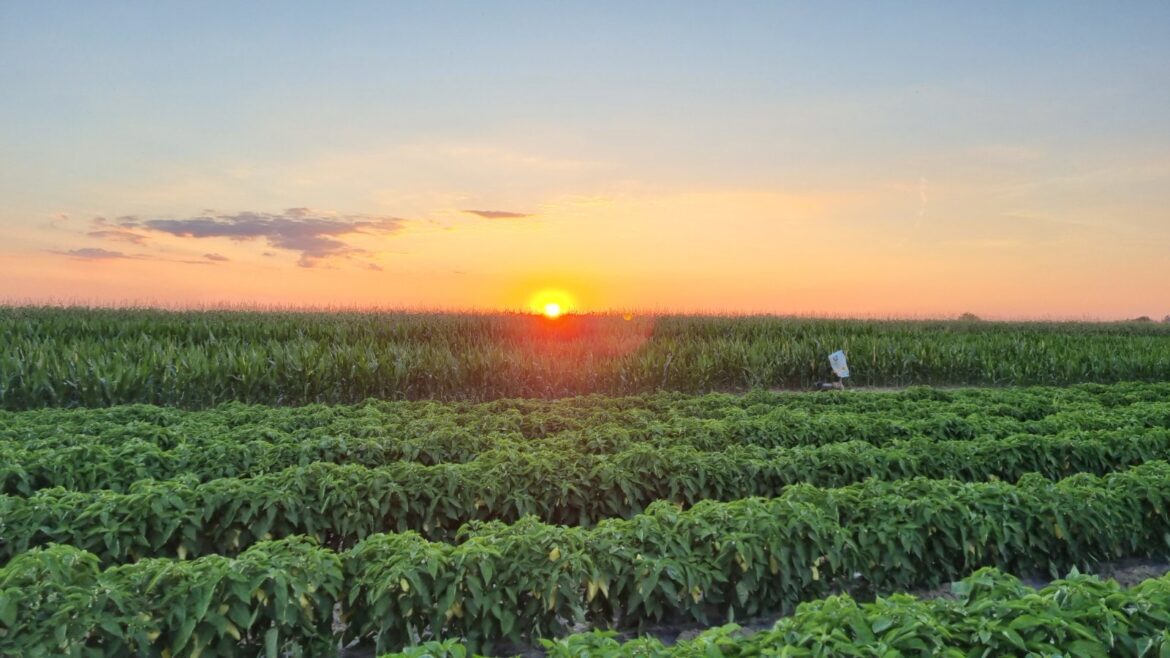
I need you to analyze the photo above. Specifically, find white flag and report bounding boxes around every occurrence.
[829,350,850,378]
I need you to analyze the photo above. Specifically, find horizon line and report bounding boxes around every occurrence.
[1,299,1166,325]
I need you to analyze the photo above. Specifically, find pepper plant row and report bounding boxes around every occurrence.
[5,429,1170,562]
[5,462,1170,655]
[342,461,1170,652]
[394,568,1170,657]
[4,420,1167,497]
[3,393,1168,494]
[5,382,1169,453]
[0,538,340,658]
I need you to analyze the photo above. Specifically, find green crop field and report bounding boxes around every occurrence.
[3,307,1170,408]
[3,310,1170,657]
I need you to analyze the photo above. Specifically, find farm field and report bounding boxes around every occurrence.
[8,1,1170,655]
[4,308,1170,408]
[3,313,1170,656]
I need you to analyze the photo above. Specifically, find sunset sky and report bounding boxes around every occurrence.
[1,2,1168,318]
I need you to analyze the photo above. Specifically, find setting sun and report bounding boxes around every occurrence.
[528,289,575,317]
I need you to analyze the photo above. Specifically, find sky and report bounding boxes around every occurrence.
[1,2,1168,318]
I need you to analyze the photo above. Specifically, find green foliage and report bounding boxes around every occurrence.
[10,462,1170,654]
[4,377,1170,655]
[7,426,1170,565]
[0,544,103,658]
[338,460,1170,652]
[3,381,1169,495]
[0,537,342,657]
[388,568,1170,657]
[2,307,1170,409]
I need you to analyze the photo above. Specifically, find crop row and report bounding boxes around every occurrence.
[4,394,1168,490]
[0,538,339,658]
[4,400,1169,493]
[4,308,1170,409]
[12,404,1167,462]
[4,436,1170,566]
[403,568,1170,657]
[5,462,1170,655]
[6,381,1170,446]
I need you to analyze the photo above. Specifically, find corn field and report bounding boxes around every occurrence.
[2,306,1170,409]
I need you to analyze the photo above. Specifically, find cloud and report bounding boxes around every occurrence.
[52,247,217,266]
[203,253,229,262]
[461,209,532,219]
[89,229,147,245]
[123,208,407,267]
[57,248,132,260]
[367,263,384,271]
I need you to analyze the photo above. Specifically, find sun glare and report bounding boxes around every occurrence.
[529,289,575,317]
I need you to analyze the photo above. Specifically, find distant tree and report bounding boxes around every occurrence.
[1163,315,1170,323]
[1131,316,1153,322]
[957,312,981,322]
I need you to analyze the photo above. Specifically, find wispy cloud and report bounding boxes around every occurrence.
[204,253,229,262]
[122,208,407,267]
[57,247,132,260]
[89,229,147,245]
[52,247,214,265]
[462,209,532,219]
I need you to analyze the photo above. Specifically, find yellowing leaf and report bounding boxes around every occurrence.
[548,546,561,562]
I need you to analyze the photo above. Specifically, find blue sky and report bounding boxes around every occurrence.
[1,2,1168,316]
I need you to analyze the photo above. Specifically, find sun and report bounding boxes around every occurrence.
[529,288,575,317]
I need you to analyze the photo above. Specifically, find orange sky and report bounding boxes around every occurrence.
[2,4,1168,319]
[4,183,1165,319]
